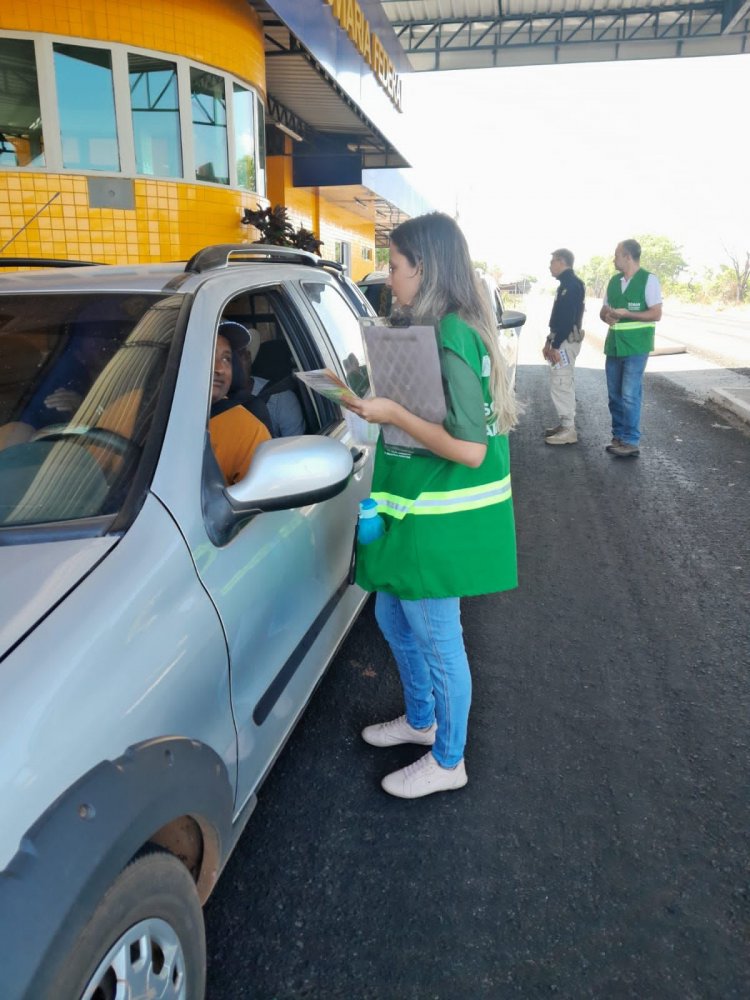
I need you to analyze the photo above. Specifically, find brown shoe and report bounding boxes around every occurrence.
[609,442,640,458]
[544,424,563,437]
[605,437,624,452]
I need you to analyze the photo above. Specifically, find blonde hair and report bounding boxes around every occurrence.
[389,213,517,434]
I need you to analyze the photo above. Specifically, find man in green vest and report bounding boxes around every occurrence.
[600,239,662,457]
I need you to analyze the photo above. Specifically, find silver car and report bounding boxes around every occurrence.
[0,246,375,999]
[357,269,526,387]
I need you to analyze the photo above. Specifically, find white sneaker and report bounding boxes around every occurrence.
[381,751,468,799]
[361,715,437,748]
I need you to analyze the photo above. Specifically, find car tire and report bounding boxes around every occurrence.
[51,846,206,1000]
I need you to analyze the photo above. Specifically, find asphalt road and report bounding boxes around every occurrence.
[659,303,750,368]
[204,361,750,1000]
[592,298,750,369]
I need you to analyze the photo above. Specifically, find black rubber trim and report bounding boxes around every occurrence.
[253,573,350,726]
[0,737,233,1000]
[0,258,101,268]
[0,513,118,546]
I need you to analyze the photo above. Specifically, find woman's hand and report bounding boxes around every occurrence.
[344,395,399,425]
[344,394,486,468]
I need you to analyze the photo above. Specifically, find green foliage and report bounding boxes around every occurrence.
[242,204,323,254]
[580,236,748,306]
[236,155,256,191]
[375,247,390,267]
[704,265,745,304]
[668,280,705,304]
[580,235,687,297]
[634,234,687,288]
[578,255,612,297]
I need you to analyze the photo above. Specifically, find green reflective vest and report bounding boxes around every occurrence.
[355,313,518,600]
[604,268,655,357]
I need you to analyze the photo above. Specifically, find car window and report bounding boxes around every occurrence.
[301,281,370,397]
[335,274,373,318]
[357,279,391,318]
[0,293,177,527]
[219,287,325,436]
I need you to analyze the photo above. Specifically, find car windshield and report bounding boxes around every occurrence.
[0,292,178,528]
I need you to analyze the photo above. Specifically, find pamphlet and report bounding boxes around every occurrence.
[551,348,570,369]
[295,323,448,456]
[295,368,360,404]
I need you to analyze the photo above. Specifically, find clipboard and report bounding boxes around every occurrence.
[360,320,447,455]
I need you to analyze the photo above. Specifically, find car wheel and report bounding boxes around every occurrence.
[53,847,206,1000]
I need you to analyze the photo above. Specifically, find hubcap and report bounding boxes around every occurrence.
[81,917,186,1000]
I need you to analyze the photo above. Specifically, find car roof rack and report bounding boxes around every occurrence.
[184,243,344,274]
[0,257,101,268]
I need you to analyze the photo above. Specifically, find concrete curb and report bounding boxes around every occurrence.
[708,387,750,426]
[651,336,686,356]
[583,332,685,356]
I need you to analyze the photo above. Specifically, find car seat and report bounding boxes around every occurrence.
[227,349,273,434]
[251,340,309,435]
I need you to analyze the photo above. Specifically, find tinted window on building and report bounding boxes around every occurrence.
[0,38,45,168]
[232,84,256,191]
[190,68,228,185]
[129,54,182,178]
[54,43,119,171]
[256,99,266,197]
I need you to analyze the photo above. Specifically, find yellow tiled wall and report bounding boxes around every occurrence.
[0,0,266,264]
[2,0,264,90]
[0,173,262,264]
[319,205,376,283]
[1,0,379,274]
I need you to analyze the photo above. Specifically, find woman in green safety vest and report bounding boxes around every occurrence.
[345,212,518,799]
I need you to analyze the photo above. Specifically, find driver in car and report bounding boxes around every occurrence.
[209,322,270,484]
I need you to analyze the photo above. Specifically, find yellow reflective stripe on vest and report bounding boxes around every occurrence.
[372,475,512,520]
[613,321,654,330]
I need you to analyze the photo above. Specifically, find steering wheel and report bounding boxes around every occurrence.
[33,425,139,459]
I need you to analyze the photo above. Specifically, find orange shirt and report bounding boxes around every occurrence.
[209,405,271,484]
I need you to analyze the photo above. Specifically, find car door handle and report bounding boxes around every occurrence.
[350,446,367,470]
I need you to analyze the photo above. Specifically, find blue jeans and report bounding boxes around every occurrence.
[605,353,649,446]
[374,592,471,767]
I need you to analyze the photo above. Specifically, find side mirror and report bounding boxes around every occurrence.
[204,436,353,545]
[500,309,526,330]
[227,435,353,512]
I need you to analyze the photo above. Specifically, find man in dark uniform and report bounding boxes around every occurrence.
[542,248,586,445]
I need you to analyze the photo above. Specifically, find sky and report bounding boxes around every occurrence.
[398,53,750,283]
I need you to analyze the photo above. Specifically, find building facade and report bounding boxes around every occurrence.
[0,0,421,279]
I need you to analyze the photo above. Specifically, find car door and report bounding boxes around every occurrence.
[150,271,372,813]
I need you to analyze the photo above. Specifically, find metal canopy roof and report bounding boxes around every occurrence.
[248,1,408,168]
[380,0,750,70]
[246,1,418,247]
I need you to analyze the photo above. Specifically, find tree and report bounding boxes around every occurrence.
[634,234,687,289]
[578,255,612,297]
[236,155,256,191]
[375,247,390,268]
[581,236,688,298]
[724,246,750,303]
[703,266,737,303]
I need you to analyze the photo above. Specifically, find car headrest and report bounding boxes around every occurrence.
[253,339,294,382]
